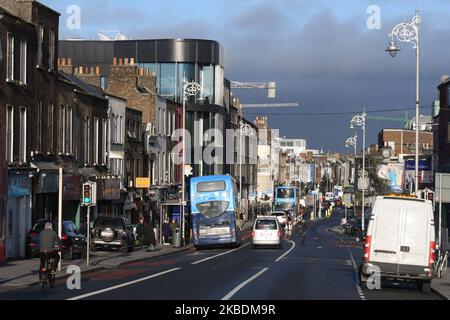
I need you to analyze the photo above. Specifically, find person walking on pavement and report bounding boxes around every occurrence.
[162,219,171,245]
[136,215,145,247]
[143,216,157,252]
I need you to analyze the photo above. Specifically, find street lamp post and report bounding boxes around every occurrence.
[345,134,358,156]
[351,112,367,233]
[239,123,252,228]
[182,76,202,246]
[386,8,421,195]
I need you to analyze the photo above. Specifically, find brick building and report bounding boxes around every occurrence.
[0,0,59,260]
[378,128,433,157]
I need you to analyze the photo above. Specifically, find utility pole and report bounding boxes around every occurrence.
[57,168,63,271]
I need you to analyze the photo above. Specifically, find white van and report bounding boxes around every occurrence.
[360,195,436,292]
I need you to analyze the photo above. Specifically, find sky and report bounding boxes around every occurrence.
[41,0,450,153]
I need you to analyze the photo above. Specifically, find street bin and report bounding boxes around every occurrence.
[172,228,182,248]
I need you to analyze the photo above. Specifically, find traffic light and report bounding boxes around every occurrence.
[83,183,92,205]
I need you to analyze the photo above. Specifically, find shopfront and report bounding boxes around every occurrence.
[0,161,7,262]
[96,177,121,217]
[6,169,33,259]
[32,163,59,223]
[63,174,82,226]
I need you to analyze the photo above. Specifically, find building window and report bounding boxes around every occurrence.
[94,117,99,164]
[48,103,54,153]
[66,106,72,154]
[7,33,14,81]
[119,116,123,144]
[36,100,42,152]
[85,117,90,164]
[37,24,44,67]
[20,39,27,84]
[103,119,107,164]
[58,106,65,154]
[6,106,14,162]
[19,107,27,163]
[48,29,55,70]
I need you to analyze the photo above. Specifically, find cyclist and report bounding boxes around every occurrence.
[39,222,61,278]
[298,218,307,244]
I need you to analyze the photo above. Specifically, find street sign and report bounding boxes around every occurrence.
[135,177,150,189]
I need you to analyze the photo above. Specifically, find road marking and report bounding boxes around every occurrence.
[275,240,295,262]
[67,268,181,300]
[221,268,269,300]
[191,243,250,265]
[348,249,366,301]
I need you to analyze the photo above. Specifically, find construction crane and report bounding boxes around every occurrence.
[241,103,299,108]
[231,81,276,98]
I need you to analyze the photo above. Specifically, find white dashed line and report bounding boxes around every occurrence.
[348,249,367,301]
[221,268,269,300]
[191,243,250,265]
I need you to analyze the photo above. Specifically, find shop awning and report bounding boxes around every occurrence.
[30,161,59,172]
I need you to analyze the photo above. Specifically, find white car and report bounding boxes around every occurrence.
[252,217,282,249]
[271,211,287,228]
[360,195,436,292]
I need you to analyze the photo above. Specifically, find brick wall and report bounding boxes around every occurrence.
[378,129,433,156]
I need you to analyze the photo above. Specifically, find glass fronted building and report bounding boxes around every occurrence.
[59,39,230,177]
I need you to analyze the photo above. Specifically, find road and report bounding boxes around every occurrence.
[0,208,441,300]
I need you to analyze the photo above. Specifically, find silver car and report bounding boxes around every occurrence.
[252,216,283,249]
[271,211,288,228]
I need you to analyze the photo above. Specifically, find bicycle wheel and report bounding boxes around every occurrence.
[49,272,55,288]
[41,273,49,291]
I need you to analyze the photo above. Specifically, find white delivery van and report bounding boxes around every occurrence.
[360,195,436,292]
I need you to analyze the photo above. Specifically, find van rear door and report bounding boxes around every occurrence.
[398,201,431,268]
[370,199,402,270]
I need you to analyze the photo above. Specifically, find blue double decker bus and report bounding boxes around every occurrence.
[274,186,299,213]
[190,175,241,248]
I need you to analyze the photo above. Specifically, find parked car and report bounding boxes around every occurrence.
[26,220,86,260]
[360,195,436,292]
[271,211,288,228]
[252,216,283,249]
[91,216,134,253]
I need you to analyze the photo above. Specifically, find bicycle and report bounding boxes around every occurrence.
[39,252,58,291]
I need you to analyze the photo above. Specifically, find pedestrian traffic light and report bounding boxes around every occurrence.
[83,183,92,205]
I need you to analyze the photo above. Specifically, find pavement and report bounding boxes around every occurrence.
[0,210,443,300]
[0,220,254,293]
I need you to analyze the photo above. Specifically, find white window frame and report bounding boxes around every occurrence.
[94,117,99,164]
[48,29,55,70]
[19,107,27,163]
[66,106,72,154]
[20,39,27,85]
[103,118,107,164]
[59,105,66,154]
[48,103,54,153]
[37,24,44,67]
[7,33,14,81]
[6,105,14,163]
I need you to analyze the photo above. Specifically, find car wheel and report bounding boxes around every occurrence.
[418,280,431,293]
[120,244,129,253]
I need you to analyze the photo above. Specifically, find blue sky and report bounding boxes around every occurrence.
[42,0,450,152]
